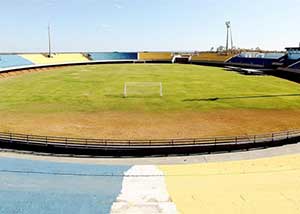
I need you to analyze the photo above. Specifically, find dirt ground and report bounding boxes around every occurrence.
[0,66,65,79]
[0,109,300,139]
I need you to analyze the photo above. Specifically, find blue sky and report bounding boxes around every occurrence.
[0,0,299,52]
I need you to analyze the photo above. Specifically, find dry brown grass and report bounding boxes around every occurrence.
[0,110,300,139]
[0,66,66,79]
[1,65,300,141]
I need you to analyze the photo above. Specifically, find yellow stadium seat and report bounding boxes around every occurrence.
[191,52,235,62]
[139,52,173,61]
[20,53,90,65]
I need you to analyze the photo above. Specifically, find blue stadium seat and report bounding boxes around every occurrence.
[0,54,33,68]
[228,56,277,67]
[288,53,300,60]
[88,52,138,61]
[238,52,284,59]
[263,53,285,59]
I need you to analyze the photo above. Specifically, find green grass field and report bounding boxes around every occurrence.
[0,63,300,113]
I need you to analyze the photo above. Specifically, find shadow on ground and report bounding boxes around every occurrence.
[183,94,300,102]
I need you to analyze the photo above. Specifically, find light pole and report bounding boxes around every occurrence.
[48,23,52,58]
[225,21,231,52]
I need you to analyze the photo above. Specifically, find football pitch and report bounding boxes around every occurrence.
[1,63,300,112]
[0,63,300,139]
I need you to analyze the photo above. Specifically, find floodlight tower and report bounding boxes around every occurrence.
[225,21,233,52]
[230,23,233,50]
[48,23,52,58]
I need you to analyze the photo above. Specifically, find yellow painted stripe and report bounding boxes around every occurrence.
[160,154,300,214]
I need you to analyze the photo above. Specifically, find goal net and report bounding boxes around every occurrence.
[124,82,163,98]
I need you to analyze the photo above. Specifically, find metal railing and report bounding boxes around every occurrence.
[0,130,299,148]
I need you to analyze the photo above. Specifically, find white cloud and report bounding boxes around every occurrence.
[113,0,123,9]
[114,3,123,9]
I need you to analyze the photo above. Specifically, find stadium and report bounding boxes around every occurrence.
[1,1,300,213]
[1,50,300,155]
[2,48,300,213]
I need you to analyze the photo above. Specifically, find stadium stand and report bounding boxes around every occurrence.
[280,47,300,68]
[260,52,285,59]
[88,52,138,61]
[226,52,284,67]
[286,47,300,60]
[0,157,130,214]
[227,57,277,67]
[191,52,235,62]
[238,52,285,59]
[289,60,300,69]
[160,154,300,214]
[275,54,297,67]
[138,52,173,61]
[275,48,300,68]
[20,53,89,64]
[0,54,33,68]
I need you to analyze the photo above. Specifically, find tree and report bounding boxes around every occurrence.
[217,46,225,52]
[255,47,261,51]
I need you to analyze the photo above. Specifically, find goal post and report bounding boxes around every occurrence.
[123,82,163,98]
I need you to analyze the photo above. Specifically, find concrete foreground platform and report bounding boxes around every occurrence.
[1,142,300,165]
[1,143,300,213]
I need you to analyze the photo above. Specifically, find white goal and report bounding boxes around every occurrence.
[123,82,163,98]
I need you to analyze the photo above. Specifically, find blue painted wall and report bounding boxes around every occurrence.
[0,158,130,214]
[0,55,33,68]
[88,52,138,61]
